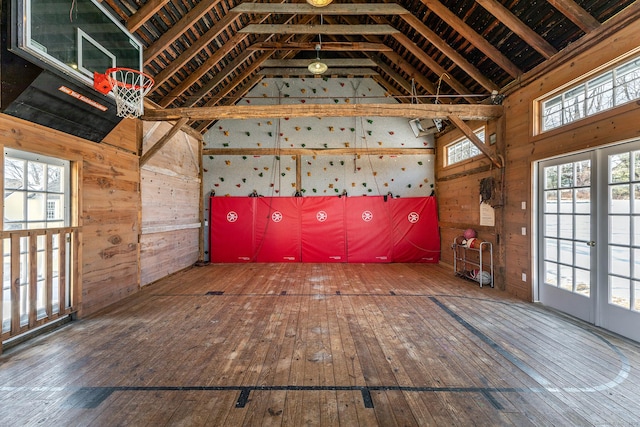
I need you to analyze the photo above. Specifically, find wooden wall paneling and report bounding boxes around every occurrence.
[140,228,200,285]
[140,121,201,287]
[102,119,138,154]
[0,113,141,317]
[499,17,640,301]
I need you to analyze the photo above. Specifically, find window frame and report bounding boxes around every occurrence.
[538,53,640,134]
[444,127,486,167]
[3,148,71,231]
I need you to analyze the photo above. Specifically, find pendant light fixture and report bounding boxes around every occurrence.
[308,14,328,75]
[308,44,328,75]
[306,0,333,7]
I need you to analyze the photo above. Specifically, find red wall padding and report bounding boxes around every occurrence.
[254,197,301,262]
[209,196,440,263]
[210,197,255,262]
[345,196,393,263]
[389,197,440,263]
[300,197,346,262]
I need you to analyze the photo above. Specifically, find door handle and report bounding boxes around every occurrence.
[587,241,596,247]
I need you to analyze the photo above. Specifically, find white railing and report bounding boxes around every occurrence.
[1,227,80,353]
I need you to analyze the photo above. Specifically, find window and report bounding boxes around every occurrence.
[446,128,485,166]
[541,55,640,132]
[4,149,70,230]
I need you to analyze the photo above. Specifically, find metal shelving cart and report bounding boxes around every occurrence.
[453,238,494,287]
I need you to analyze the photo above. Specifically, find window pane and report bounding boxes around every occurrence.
[609,216,630,245]
[574,160,591,186]
[610,153,630,184]
[610,184,630,214]
[575,214,590,241]
[544,261,558,286]
[586,72,614,115]
[559,239,573,265]
[559,265,573,291]
[4,191,25,223]
[5,158,25,189]
[563,85,586,123]
[27,162,45,191]
[575,268,590,297]
[545,190,558,213]
[560,163,573,188]
[575,188,590,214]
[47,165,63,193]
[545,166,558,189]
[610,276,630,309]
[544,214,558,237]
[545,238,558,262]
[610,246,630,277]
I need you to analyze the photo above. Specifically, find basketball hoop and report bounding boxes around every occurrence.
[94,67,154,119]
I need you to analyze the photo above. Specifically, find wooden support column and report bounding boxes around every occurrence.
[296,155,302,193]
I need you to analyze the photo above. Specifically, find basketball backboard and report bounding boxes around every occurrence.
[11,0,143,89]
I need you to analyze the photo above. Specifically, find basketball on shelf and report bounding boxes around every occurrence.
[463,228,477,240]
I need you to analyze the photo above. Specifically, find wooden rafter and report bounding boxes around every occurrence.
[127,0,171,33]
[140,118,189,166]
[398,13,499,92]
[144,0,230,65]
[142,103,503,121]
[230,3,409,15]
[418,0,521,78]
[239,24,400,35]
[149,13,245,88]
[546,0,600,32]
[475,0,557,59]
[248,42,392,51]
[156,12,303,107]
[447,115,502,168]
[262,59,377,68]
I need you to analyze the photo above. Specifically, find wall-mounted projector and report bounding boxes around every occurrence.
[408,118,444,137]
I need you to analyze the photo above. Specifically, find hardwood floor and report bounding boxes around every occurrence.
[1,263,640,426]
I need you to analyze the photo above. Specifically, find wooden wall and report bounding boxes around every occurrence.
[140,121,201,286]
[0,114,140,316]
[437,17,640,300]
[436,119,505,289]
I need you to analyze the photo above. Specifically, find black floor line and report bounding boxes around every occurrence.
[60,384,527,410]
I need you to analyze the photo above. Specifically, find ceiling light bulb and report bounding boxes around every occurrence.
[306,0,333,7]
[308,61,328,74]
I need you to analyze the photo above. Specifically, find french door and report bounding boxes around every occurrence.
[538,153,595,322]
[538,139,640,342]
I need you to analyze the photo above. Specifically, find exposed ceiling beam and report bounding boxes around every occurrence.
[230,3,409,15]
[144,0,231,65]
[150,14,257,89]
[194,74,265,133]
[140,118,189,166]
[155,12,298,106]
[249,42,392,51]
[418,0,521,78]
[127,0,171,32]
[475,0,557,58]
[181,50,260,108]
[259,68,379,76]
[239,24,400,35]
[262,59,377,67]
[448,114,502,168]
[389,31,480,101]
[546,0,600,32]
[374,51,438,96]
[203,148,435,156]
[142,103,504,121]
[380,14,499,92]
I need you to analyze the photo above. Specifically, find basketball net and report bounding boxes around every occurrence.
[94,67,155,119]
